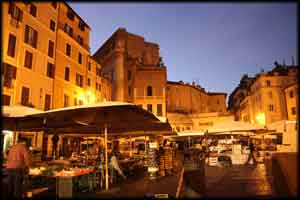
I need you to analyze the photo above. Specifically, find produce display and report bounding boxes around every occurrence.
[55,167,94,177]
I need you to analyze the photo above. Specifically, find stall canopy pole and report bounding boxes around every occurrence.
[129,136,132,157]
[105,124,109,191]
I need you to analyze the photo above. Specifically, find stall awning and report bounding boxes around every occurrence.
[2,102,172,136]
[207,120,269,134]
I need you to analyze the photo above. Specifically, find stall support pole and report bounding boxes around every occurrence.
[129,136,132,157]
[105,124,109,191]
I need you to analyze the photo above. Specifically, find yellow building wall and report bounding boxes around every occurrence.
[285,84,298,121]
[2,2,57,110]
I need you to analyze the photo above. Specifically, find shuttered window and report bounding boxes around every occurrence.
[21,86,30,106]
[29,4,37,17]
[64,94,69,107]
[78,52,82,64]
[8,3,23,21]
[46,62,55,78]
[66,43,71,56]
[48,40,54,58]
[157,104,163,116]
[76,73,83,87]
[2,95,11,106]
[7,33,16,57]
[2,63,17,88]
[50,20,56,32]
[24,51,33,69]
[44,94,51,111]
[64,67,70,81]
[24,25,38,48]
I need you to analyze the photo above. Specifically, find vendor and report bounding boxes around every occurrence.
[110,151,126,183]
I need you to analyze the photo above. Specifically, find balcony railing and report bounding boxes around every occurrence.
[57,22,90,51]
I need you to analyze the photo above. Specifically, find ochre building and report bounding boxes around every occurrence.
[93,28,167,121]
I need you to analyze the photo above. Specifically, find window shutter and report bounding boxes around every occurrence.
[25,25,29,43]
[8,3,13,15]
[33,29,38,48]
[52,64,55,78]
[18,8,23,21]
[12,65,17,79]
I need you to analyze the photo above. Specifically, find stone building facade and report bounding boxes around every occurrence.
[229,63,298,152]
[93,28,167,121]
[231,64,298,125]
[166,81,227,114]
[2,2,111,158]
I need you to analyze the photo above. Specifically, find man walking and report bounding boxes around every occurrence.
[6,137,31,198]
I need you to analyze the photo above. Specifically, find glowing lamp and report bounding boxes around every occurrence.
[255,112,266,125]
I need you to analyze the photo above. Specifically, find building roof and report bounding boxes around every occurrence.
[207,92,227,96]
[63,1,91,30]
[284,82,298,90]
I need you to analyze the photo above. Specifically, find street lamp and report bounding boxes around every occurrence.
[255,112,266,126]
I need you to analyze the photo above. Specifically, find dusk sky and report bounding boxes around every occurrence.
[68,2,297,101]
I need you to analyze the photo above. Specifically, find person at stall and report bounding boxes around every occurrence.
[6,137,31,198]
[110,151,126,183]
[246,141,256,165]
[158,142,165,177]
[52,133,59,159]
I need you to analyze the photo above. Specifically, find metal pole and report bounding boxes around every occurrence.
[129,136,132,157]
[105,125,109,191]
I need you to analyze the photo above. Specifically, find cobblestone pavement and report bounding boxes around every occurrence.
[205,163,275,198]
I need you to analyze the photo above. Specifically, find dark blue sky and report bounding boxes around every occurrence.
[68,2,297,99]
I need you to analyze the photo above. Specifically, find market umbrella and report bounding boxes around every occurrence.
[2,102,172,190]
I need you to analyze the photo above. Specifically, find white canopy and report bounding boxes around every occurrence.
[207,120,267,134]
[176,131,205,137]
[2,105,44,117]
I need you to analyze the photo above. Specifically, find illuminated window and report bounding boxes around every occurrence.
[7,34,16,57]
[266,80,271,87]
[147,86,153,96]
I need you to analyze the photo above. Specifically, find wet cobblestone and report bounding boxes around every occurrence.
[205,163,275,198]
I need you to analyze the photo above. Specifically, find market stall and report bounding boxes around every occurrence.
[3,102,172,196]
